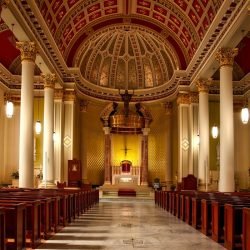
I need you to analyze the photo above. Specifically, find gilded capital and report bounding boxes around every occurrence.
[164,102,173,115]
[215,48,238,67]
[54,89,64,100]
[177,93,190,105]
[64,90,76,102]
[41,73,56,89]
[196,79,210,93]
[16,41,37,62]
[189,92,199,103]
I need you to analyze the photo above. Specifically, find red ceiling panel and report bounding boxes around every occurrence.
[52,0,63,14]
[137,0,151,8]
[153,13,165,23]
[193,0,203,17]
[67,0,80,8]
[201,0,209,7]
[105,7,118,15]
[40,2,48,17]
[167,22,179,34]
[56,5,67,24]
[73,11,85,24]
[63,24,72,38]
[174,0,188,11]
[182,27,191,41]
[202,17,209,30]
[154,5,167,16]
[207,7,214,22]
[87,3,101,14]
[188,9,199,26]
[75,20,86,31]
[89,11,102,21]
[0,30,20,69]
[180,33,188,47]
[137,8,150,16]
[170,14,181,27]
[104,0,117,7]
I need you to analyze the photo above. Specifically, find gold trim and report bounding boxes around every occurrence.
[196,79,210,93]
[42,73,56,89]
[16,41,37,62]
[215,48,238,67]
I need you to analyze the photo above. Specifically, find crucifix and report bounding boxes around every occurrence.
[119,89,134,117]
[121,145,131,157]
[121,135,131,157]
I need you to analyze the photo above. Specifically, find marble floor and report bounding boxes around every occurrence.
[36,198,226,250]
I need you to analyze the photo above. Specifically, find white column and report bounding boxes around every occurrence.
[197,80,210,190]
[53,89,64,183]
[164,102,172,190]
[216,48,238,192]
[16,41,36,188]
[189,93,199,176]
[40,74,56,188]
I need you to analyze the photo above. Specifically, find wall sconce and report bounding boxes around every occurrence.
[241,107,249,124]
[211,125,219,139]
[195,134,200,146]
[35,98,42,134]
[53,131,57,142]
[5,100,14,118]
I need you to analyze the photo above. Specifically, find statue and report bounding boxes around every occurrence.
[119,89,134,117]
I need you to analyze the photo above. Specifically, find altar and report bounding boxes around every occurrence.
[111,160,141,185]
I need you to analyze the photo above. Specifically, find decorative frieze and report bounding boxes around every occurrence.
[54,88,64,100]
[164,102,173,115]
[80,100,89,112]
[63,90,76,102]
[41,73,56,89]
[215,48,238,67]
[189,92,199,103]
[16,41,37,62]
[177,93,190,105]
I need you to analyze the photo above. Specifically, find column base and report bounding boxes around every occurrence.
[39,180,57,189]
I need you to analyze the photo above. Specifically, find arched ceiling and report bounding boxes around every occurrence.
[36,0,223,67]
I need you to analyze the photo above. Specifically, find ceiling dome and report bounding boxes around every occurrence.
[76,25,179,90]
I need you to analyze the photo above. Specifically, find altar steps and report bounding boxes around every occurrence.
[100,188,154,199]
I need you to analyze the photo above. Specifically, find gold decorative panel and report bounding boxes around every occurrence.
[80,103,105,185]
[148,104,168,184]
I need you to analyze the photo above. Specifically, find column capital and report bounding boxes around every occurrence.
[142,128,150,136]
[189,92,199,103]
[42,73,56,89]
[54,88,64,100]
[16,41,37,62]
[164,102,173,115]
[177,93,190,105]
[215,47,238,67]
[64,90,76,102]
[103,127,111,135]
[196,79,210,93]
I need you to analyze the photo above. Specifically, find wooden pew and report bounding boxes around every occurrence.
[0,207,6,250]
[224,203,250,250]
[0,202,26,250]
[242,207,250,250]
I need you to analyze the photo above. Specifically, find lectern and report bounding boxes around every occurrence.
[68,159,82,187]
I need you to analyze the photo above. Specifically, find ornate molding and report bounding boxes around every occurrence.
[177,93,190,104]
[215,48,238,67]
[164,102,173,115]
[80,100,89,112]
[16,41,37,62]
[64,90,76,102]
[54,89,64,100]
[196,79,210,93]
[189,92,199,103]
[41,73,56,89]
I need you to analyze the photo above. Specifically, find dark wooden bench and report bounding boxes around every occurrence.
[0,207,6,250]
[242,207,250,250]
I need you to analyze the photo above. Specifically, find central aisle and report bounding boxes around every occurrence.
[36,199,225,250]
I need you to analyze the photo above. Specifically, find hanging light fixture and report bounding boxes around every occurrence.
[241,107,249,124]
[35,75,42,134]
[5,100,14,118]
[211,125,219,139]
